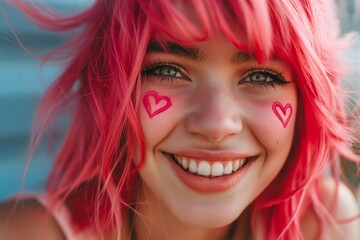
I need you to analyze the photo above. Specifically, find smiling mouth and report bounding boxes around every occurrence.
[165,153,256,178]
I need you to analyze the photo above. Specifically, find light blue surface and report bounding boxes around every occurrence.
[0,0,93,201]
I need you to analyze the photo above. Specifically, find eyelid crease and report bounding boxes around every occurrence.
[142,60,187,76]
[246,66,288,82]
[143,58,177,68]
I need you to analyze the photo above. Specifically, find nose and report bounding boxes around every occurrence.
[185,87,243,142]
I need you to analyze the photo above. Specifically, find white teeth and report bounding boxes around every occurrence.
[189,159,197,173]
[211,162,224,177]
[197,161,211,176]
[223,161,233,175]
[181,158,189,169]
[175,156,181,165]
[233,160,240,171]
[172,155,250,177]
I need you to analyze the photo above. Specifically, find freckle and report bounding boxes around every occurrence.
[276,141,279,144]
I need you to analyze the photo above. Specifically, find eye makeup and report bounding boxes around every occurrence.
[239,66,289,89]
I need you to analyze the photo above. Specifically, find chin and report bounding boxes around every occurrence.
[171,202,243,229]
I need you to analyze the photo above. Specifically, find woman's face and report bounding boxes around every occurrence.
[134,33,297,228]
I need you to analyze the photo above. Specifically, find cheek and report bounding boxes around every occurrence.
[272,101,293,129]
[247,100,297,153]
[139,91,182,147]
[142,91,172,119]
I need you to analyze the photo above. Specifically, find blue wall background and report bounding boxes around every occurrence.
[0,0,93,200]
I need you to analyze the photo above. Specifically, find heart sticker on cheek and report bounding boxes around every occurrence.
[272,101,293,128]
[143,91,172,118]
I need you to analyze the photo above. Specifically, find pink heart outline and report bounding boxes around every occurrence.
[272,101,293,128]
[143,91,172,118]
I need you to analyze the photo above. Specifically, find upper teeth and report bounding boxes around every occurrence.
[173,155,247,177]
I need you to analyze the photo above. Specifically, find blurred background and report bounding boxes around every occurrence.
[0,0,359,201]
[0,0,93,200]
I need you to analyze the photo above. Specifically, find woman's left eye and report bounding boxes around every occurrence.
[240,68,289,88]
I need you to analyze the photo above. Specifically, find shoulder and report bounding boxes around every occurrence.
[301,178,360,240]
[0,198,66,240]
[320,178,360,239]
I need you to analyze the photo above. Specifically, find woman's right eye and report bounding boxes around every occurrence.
[141,63,190,82]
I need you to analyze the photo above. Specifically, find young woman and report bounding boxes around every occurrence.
[1,0,359,239]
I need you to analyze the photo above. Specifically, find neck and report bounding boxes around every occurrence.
[131,183,251,240]
[133,203,233,240]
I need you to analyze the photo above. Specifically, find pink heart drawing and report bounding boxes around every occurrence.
[272,102,292,128]
[143,91,172,118]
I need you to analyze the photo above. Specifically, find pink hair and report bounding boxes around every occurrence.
[10,0,360,239]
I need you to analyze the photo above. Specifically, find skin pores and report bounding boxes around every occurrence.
[133,34,298,237]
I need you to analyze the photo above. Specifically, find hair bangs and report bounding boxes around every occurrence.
[138,0,277,62]
[138,0,210,44]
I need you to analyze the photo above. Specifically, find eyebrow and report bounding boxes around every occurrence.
[146,41,252,64]
[231,52,251,64]
[146,41,205,62]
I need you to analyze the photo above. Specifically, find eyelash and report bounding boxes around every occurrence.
[241,67,289,89]
[141,61,289,89]
[141,60,189,82]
